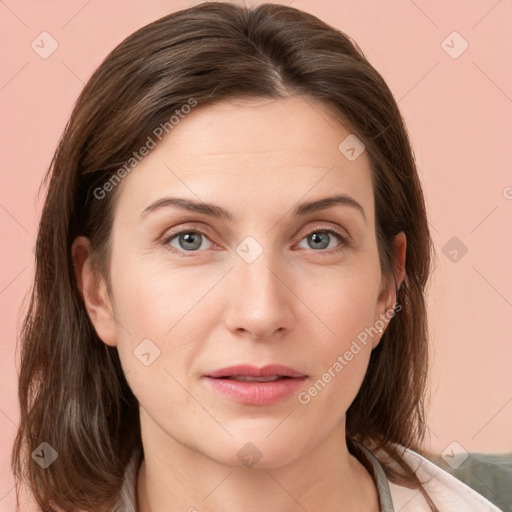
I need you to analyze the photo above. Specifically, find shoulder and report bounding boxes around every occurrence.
[425,451,512,511]
[386,446,509,512]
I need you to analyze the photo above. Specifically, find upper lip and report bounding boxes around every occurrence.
[206,364,307,378]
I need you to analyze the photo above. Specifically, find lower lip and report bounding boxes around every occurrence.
[204,376,307,405]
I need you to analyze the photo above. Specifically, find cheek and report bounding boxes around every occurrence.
[109,251,218,335]
[108,256,219,394]
[296,298,375,420]
[302,259,381,347]
[110,271,202,426]
[296,261,380,401]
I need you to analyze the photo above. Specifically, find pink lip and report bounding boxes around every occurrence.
[204,365,308,405]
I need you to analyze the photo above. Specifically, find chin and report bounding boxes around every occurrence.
[202,433,305,470]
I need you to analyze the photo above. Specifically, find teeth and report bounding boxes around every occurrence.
[228,375,282,382]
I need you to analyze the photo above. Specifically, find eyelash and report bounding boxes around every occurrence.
[160,224,353,257]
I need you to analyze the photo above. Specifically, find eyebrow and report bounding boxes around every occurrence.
[140,193,366,223]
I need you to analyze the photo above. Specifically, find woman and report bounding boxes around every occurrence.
[11,2,505,511]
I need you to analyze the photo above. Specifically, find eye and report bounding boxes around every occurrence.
[296,228,350,253]
[164,229,213,253]
[160,225,352,256]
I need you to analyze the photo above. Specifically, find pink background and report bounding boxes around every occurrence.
[1,0,511,508]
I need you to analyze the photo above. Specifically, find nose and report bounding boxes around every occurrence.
[223,245,296,340]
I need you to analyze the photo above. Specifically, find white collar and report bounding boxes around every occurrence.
[386,447,502,511]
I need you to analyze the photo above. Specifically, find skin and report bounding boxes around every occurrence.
[73,96,406,512]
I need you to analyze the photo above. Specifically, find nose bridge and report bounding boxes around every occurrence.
[225,236,294,337]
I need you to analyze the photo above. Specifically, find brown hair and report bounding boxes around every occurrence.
[12,2,436,511]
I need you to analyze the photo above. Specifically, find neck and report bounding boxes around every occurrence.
[136,417,379,512]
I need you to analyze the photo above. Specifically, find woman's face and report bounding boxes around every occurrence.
[78,96,404,468]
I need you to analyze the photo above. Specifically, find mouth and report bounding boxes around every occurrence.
[216,375,292,382]
[206,364,307,379]
[204,364,308,405]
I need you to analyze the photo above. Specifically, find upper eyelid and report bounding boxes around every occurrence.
[161,223,216,243]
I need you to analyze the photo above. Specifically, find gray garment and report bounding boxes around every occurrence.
[348,438,395,511]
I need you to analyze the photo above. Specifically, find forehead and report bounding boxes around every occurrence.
[113,96,374,221]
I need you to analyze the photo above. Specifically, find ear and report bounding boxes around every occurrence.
[71,236,118,347]
[372,231,406,348]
